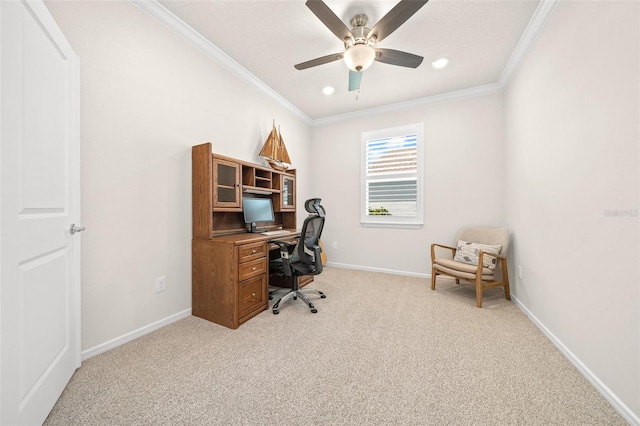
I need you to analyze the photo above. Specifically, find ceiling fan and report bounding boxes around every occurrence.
[295,0,428,92]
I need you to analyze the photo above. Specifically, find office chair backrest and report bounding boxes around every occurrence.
[305,198,325,217]
[298,200,325,269]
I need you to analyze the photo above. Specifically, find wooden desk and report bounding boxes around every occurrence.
[192,230,304,329]
[191,145,304,329]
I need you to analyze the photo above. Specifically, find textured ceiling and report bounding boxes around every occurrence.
[158,0,541,120]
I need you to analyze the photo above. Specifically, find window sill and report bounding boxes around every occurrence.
[360,221,423,229]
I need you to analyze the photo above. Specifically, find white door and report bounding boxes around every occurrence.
[0,0,81,424]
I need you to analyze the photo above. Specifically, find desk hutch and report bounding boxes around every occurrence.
[191,142,310,329]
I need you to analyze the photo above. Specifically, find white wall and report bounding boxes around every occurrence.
[45,0,312,352]
[311,93,506,276]
[504,0,639,419]
[43,0,639,421]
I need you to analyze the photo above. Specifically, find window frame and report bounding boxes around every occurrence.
[360,123,424,228]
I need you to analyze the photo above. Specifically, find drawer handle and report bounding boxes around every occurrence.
[252,267,256,271]
[252,249,256,253]
[252,293,256,297]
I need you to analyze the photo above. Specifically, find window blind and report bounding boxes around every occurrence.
[365,134,418,217]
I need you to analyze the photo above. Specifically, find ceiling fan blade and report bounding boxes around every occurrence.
[375,48,423,68]
[348,70,363,92]
[305,0,353,42]
[295,52,344,70]
[368,0,428,43]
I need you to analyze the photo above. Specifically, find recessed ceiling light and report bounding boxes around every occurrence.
[431,57,450,69]
[322,86,335,95]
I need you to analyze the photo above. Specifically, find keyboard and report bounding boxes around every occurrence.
[261,230,290,236]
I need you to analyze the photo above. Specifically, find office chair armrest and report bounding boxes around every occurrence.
[273,239,296,277]
[312,244,323,274]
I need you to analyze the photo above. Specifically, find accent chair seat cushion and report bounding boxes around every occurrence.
[433,258,495,281]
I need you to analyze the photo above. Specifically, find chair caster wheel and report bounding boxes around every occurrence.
[320,295,326,298]
[311,308,317,313]
[273,310,279,315]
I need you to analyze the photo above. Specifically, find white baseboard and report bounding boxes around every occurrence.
[325,261,430,279]
[81,308,192,361]
[512,295,639,425]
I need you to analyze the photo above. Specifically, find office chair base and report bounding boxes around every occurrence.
[272,288,325,315]
[268,287,286,300]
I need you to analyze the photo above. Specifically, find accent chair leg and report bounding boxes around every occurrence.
[431,267,437,290]
[475,274,483,308]
[502,261,511,301]
[504,283,511,300]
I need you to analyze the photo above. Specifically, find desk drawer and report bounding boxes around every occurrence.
[239,275,267,318]
[238,257,267,281]
[239,242,267,263]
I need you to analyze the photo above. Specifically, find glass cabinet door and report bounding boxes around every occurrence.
[281,175,295,210]
[213,158,240,208]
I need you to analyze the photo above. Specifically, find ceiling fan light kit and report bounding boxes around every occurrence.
[344,44,376,72]
[295,0,429,92]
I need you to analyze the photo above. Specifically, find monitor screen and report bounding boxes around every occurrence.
[242,197,275,226]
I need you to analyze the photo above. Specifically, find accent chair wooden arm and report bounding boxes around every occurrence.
[430,243,456,262]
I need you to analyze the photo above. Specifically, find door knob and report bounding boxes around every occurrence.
[70,224,85,235]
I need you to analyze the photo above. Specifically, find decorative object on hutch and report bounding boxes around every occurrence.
[259,120,291,171]
[191,142,308,329]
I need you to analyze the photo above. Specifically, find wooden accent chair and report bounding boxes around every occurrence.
[431,226,511,308]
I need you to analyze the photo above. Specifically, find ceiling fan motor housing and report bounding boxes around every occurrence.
[351,14,368,30]
[346,14,376,47]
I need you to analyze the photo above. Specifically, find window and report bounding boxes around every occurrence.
[361,124,424,227]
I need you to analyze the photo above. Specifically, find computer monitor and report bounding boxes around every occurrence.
[242,197,275,233]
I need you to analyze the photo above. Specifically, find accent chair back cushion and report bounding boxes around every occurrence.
[453,240,502,270]
[455,226,510,257]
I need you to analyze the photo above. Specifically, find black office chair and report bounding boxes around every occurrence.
[270,198,326,314]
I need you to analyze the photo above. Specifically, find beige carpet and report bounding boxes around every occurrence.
[45,267,625,425]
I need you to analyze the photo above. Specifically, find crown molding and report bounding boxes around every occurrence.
[129,0,313,125]
[130,0,559,127]
[313,0,560,126]
[498,0,560,88]
[311,83,503,126]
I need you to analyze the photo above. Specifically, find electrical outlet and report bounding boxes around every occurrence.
[155,276,167,293]
[517,266,523,279]
[332,242,338,250]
